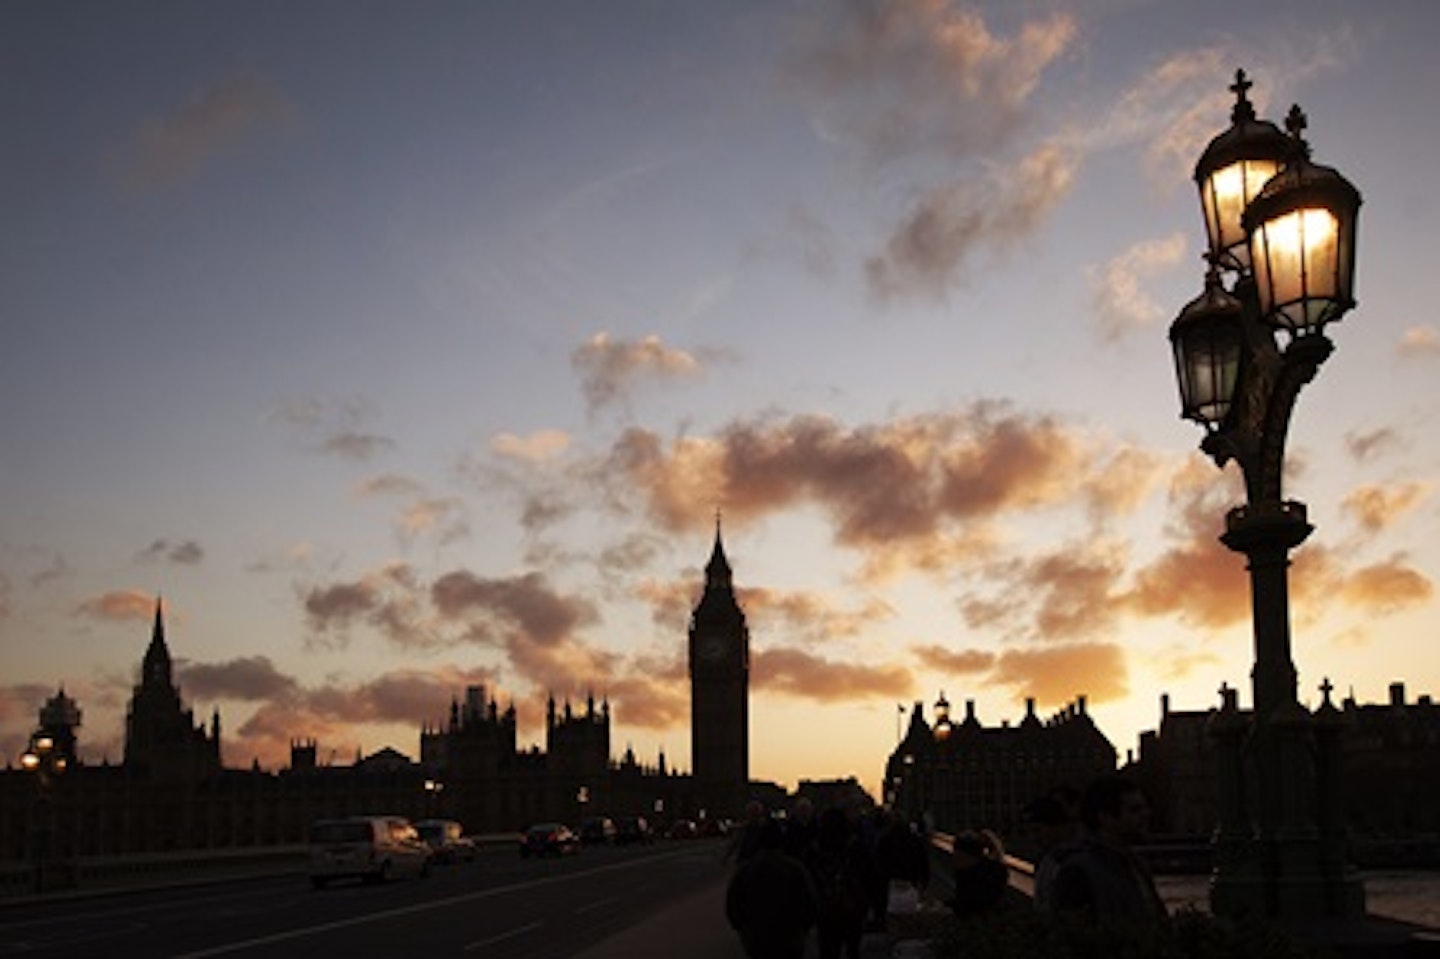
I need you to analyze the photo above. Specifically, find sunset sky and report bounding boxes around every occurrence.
[4,0,1439,801]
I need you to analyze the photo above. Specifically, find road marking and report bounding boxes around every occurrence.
[172,847,693,957]
[573,895,619,915]
[462,920,543,951]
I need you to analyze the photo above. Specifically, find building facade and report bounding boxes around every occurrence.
[1129,683,1440,845]
[885,693,1116,837]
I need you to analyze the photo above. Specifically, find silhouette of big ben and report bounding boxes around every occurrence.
[689,519,749,818]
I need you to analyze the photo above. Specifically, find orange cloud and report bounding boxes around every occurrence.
[1337,556,1434,614]
[752,646,913,701]
[988,642,1128,706]
[1341,481,1430,534]
[910,644,996,675]
[75,590,157,623]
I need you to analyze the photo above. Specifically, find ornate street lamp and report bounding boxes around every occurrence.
[933,691,952,743]
[20,730,69,893]
[1168,70,1364,921]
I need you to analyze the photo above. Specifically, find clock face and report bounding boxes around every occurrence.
[699,636,727,663]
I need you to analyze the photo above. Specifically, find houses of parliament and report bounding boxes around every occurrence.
[0,530,756,859]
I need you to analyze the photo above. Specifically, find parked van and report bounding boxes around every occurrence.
[308,816,431,888]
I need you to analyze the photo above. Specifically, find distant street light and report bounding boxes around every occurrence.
[19,730,69,893]
[1168,69,1364,920]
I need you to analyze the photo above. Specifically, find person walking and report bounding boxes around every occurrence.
[947,829,1009,917]
[725,819,817,959]
[873,813,930,930]
[804,806,878,959]
[1049,775,1167,936]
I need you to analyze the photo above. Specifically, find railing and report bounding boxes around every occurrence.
[926,829,1036,900]
[0,845,308,903]
[0,834,521,904]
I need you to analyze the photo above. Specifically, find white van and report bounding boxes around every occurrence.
[308,816,432,888]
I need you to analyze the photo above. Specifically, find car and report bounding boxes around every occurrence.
[579,816,617,845]
[414,818,476,863]
[520,822,580,857]
[614,815,654,845]
[308,816,432,889]
[667,818,698,840]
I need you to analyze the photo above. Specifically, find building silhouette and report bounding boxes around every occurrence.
[0,534,766,859]
[688,518,751,819]
[885,693,1115,836]
[1129,683,1440,848]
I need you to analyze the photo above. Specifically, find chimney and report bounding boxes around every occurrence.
[1390,682,1406,707]
[1161,693,1170,718]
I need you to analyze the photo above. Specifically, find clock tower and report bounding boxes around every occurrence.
[688,519,749,819]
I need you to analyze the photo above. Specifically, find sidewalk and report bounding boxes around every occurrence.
[573,872,908,959]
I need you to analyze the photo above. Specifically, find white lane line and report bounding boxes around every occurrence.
[462,920,544,951]
[172,847,693,958]
[573,896,619,915]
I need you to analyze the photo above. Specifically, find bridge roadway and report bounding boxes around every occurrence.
[0,838,907,959]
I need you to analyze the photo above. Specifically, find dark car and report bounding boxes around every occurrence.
[521,822,580,857]
[579,816,616,845]
[415,818,476,863]
[614,815,653,845]
[667,818,698,840]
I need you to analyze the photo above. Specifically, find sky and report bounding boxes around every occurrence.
[4,0,1439,801]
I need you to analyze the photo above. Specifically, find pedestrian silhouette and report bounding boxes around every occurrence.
[947,829,1009,917]
[804,806,878,959]
[1050,775,1167,937]
[725,818,817,959]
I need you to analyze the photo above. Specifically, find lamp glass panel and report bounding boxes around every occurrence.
[1252,207,1342,331]
[1173,322,1240,425]
[1202,158,1280,269]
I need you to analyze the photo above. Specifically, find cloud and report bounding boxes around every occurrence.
[988,642,1129,706]
[301,563,435,649]
[1337,556,1434,615]
[964,543,1130,643]
[321,431,395,462]
[29,554,73,588]
[113,73,296,189]
[865,141,1078,300]
[178,656,300,702]
[136,539,205,565]
[490,430,572,463]
[752,646,913,701]
[398,497,470,544]
[1344,427,1403,463]
[1398,325,1440,359]
[910,644,996,675]
[231,664,498,766]
[431,570,598,646]
[1341,482,1430,535]
[571,332,711,413]
[740,588,895,645]
[75,590,156,624]
[0,573,9,619]
[1089,233,1188,340]
[355,474,425,498]
[599,405,1144,567]
[268,396,394,462]
[792,0,1076,166]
